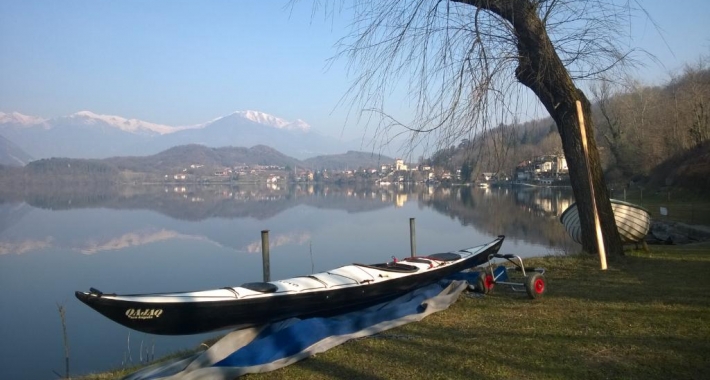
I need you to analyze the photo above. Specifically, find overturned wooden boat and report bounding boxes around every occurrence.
[76,236,505,335]
[560,199,651,244]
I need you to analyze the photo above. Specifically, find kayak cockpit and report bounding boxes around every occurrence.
[240,282,279,293]
[354,262,419,272]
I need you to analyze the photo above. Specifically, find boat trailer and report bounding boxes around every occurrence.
[473,253,546,299]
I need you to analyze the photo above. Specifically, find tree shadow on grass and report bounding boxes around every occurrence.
[543,253,710,307]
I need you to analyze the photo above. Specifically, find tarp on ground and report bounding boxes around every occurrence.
[124,273,479,380]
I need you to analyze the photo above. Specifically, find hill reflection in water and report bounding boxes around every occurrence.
[0,183,578,254]
[421,185,577,250]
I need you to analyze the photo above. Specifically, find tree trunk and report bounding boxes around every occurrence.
[464,0,624,255]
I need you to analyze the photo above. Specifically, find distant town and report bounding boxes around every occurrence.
[163,154,570,187]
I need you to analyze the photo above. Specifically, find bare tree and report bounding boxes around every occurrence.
[591,78,637,178]
[330,0,653,255]
[677,59,710,148]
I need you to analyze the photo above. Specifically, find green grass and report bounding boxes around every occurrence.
[82,245,710,380]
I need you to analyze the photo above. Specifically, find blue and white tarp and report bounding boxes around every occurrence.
[124,273,479,380]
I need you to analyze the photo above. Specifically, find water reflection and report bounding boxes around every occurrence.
[420,185,576,249]
[242,232,312,253]
[0,184,578,255]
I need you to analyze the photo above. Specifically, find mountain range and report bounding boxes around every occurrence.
[104,144,303,173]
[0,110,362,161]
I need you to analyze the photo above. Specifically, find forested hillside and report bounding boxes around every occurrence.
[302,151,395,170]
[426,58,710,189]
[594,62,710,181]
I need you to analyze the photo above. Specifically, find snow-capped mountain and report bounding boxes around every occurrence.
[0,110,354,160]
[153,111,332,158]
[228,110,311,132]
[0,112,47,126]
[65,111,177,135]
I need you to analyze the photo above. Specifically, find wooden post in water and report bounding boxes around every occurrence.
[261,230,271,282]
[576,101,607,270]
[409,218,417,257]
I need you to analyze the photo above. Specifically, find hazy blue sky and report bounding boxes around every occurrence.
[1,0,708,141]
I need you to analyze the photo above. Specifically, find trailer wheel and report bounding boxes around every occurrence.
[475,270,494,294]
[525,273,546,299]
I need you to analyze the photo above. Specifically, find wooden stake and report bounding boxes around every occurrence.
[576,101,608,270]
[261,230,271,282]
[409,218,417,257]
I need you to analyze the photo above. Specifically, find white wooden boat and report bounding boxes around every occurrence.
[560,199,651,244]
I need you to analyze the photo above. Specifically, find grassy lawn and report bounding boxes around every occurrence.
[83,244,710,380]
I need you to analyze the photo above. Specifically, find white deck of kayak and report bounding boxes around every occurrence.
[84,241,497,304]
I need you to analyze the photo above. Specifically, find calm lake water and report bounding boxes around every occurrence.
[0,183,578,379]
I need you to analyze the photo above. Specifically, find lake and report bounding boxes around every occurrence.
[0,183,578,379]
